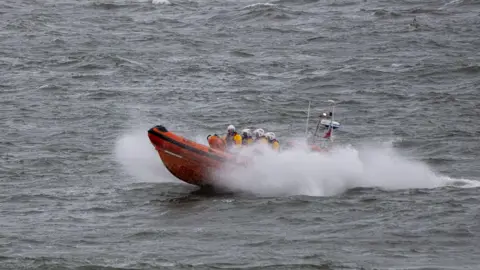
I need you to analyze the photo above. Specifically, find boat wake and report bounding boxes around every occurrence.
[212,140,479,197]
[114,129,479,196]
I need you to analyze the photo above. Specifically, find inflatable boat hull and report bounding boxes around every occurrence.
[147,125,233,186]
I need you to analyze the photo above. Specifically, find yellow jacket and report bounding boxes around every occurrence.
[271,140,280,151]
[255,137,268,144]
[223,133,242,147]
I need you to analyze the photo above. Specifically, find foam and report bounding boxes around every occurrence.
[211,140,479,196]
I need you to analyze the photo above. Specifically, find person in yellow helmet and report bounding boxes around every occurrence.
[241,129,254,146]
[253,128,268,144]
[222,124,242,149]
[265,132,280,151]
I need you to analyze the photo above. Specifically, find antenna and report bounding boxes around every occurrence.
[328,100,335,142]
[305,101,311,138]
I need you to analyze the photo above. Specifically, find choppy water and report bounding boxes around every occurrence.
[1,0,480,269]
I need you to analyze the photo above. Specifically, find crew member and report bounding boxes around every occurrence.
[207,134,226,151]
[265,132,280,151]
[223,125,242,148]
[241,129,254,146]
[253,128,268,144]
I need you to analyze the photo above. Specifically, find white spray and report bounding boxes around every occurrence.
[114,129,177,183]
[112,124,478,195]
[212,140,479,197]
[113,124,212,184]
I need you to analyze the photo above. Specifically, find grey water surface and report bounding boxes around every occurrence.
[1,0,480,269]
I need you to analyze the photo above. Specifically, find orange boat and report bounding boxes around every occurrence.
[148,125,331,187]
[147,125,238,187]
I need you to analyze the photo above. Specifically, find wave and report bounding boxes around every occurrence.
[236,2,304,22]
[88,0,171,9]
[152,0,171,5]
[242,3,277,9]
[211,141,479,197]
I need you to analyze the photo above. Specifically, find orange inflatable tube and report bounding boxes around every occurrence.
[147,125,236,186]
